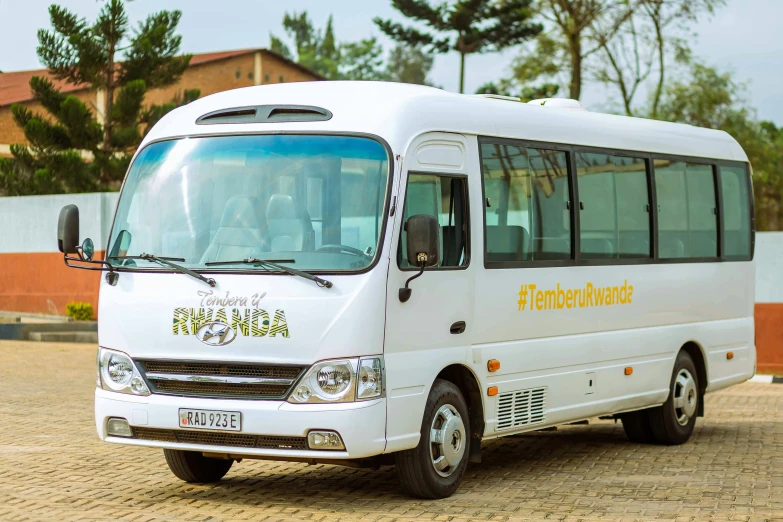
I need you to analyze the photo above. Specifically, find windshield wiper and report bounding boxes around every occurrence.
[112,254,216,287]
[205,257,333,289]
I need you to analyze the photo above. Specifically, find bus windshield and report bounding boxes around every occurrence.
[107,134,390,273]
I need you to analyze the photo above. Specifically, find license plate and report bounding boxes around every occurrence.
[179,408,241,431]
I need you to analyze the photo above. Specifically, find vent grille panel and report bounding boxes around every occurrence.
[132,428,308,450]
[138,361,303,379]
[496,387,547,431]
[135,360,305,400]
[152,380,289,398]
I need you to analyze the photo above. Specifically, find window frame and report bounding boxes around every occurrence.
[651,155,721,263]
[478,137,576,269]
[716,162,755,261]
[396,170,472,272]
[104,131,395,277]
[572,148,654,263]
[478,135,753,269]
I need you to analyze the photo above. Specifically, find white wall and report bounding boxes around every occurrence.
[755,232,783,303]
[0,192,118,253]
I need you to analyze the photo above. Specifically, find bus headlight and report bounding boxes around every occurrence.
[97,348,150,396]
[288,356,384,404]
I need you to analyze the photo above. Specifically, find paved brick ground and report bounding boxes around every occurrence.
[1,340,781,521]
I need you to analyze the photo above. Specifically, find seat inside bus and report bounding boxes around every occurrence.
[200,195,267,263]
[486,225,530,261]
[265,194,315,252]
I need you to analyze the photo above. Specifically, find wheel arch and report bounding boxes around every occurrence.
[680,340,708,417]
[436,364,485,461]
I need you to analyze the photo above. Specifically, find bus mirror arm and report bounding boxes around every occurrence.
[399,261,425,303]
[399,214,440,303]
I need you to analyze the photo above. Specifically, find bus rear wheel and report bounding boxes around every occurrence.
[648,350,700,445]
[395,378,470,499]
[164,449,234,483]
[621,350,700,445]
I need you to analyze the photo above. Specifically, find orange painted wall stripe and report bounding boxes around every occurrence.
[0,252,102,316]
[755,303,783,374]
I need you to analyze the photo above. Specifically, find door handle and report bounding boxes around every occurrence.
[450,321,466,335]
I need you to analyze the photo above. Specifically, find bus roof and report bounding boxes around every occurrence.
[144,81,748,163]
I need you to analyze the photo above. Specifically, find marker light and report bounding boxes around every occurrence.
[487,386,499,396]
[487,359,501,372]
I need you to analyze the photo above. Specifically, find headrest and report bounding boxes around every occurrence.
[266,194,298,220]
[218,196,261,229]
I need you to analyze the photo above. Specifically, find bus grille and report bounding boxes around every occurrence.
[135,360,306,400]
[132,427,308,450]
[496,387,547,431]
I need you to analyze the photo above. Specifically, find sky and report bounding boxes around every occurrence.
[1,0,782,125]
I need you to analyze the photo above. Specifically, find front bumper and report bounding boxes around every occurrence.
[95,388,387,459]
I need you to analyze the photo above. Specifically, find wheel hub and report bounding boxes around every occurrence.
[430,404,466,477]
[673,368,697,425]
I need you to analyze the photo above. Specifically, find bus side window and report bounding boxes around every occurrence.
[398,173,469,269]
[656,160,718,259]
[719,165,752,260]
[576,153,650,260]
[480,142,571,263]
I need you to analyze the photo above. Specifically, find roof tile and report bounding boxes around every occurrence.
[0,48,322,107]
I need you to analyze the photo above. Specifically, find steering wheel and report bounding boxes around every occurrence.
[315,244,373,260]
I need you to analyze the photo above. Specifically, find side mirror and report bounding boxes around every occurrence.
[405,214,440,267]
[57,205,80,254]
[80,238,95,262]
[400,214,440,303]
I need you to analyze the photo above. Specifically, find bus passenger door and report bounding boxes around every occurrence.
[383,133,477,453]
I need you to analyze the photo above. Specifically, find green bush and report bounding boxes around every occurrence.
[66,301,94,321]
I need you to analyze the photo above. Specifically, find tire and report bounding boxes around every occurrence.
[395,379,471,499]
[164,449,234,483]
[648,350,700,445]
[620,409,656,444]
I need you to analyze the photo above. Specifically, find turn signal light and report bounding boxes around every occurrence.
[624,367,633,376]
[487,359,501,372]
[487,386,498,396]
[727,352,734,360]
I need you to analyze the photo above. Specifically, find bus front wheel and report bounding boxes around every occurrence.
[164,449,234,483]
[395,378,470,499]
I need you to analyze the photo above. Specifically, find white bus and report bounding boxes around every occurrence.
[58,82,755,499]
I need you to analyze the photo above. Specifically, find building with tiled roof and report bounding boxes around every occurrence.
[0,48,323,156]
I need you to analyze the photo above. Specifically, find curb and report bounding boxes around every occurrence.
[749,375,783,384]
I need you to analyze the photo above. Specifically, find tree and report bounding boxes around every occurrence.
[533,0,634,100]
[657,62,783,231]
[270,12,434,86]
[483,32,561,100]
[270,12,340,79]
[0,0,197,196]
[386,44,435,85]
[375,0,542,93]
[591,0,724,116]
[341,38,390,81]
